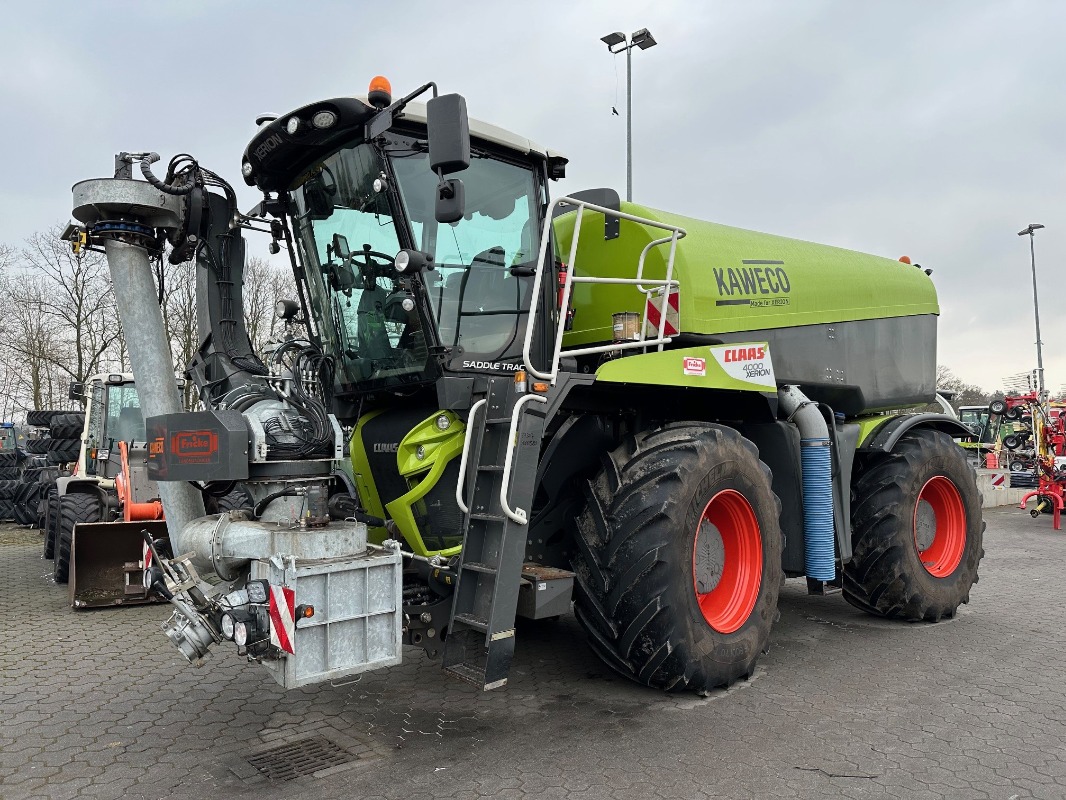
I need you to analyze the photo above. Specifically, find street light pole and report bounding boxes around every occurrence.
[601,28,657,203]
[1017,223,1046,394]
[626,43,632,203]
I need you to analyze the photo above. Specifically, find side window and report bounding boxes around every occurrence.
[86,385,105,449]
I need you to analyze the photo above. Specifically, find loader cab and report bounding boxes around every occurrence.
[83,375,144,479]
[247,89,557,402]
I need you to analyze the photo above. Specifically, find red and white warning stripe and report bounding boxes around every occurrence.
[991,473,1006,488]
[644,288,680,337]
[268,585,297,654]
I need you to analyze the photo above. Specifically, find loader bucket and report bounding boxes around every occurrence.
[69,520,169,609]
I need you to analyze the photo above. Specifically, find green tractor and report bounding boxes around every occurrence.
[72,77,982,693]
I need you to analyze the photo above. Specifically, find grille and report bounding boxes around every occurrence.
[411,458,464,551]
[245,735,352,781]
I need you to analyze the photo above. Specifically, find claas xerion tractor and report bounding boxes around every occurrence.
[66,76,982,693]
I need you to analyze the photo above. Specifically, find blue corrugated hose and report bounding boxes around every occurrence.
[801,438,836,580]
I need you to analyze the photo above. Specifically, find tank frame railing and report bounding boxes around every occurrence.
[521,196,687,384]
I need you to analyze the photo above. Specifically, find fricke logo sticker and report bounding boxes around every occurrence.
[683,357,707,376]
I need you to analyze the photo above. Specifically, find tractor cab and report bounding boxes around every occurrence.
[243,82,560,401]
[0,423,18,454]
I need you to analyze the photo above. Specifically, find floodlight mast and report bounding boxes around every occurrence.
[1017,223,1046,394]
[600,28,658,202]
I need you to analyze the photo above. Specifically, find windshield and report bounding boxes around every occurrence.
[289,143,434,394]
[0,428,15,452]
[389,134,541,367]
[104,384,145,443]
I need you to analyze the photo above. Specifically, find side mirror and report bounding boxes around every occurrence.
[68,382,85,401]
[435,179,465,224]
[427,94,471,175]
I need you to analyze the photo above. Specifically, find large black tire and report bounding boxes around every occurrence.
[0,466,19,480]
[26,409,61,428]
[46,438,81,464]
[0,451,18,467]
[0,479,18,499]
[572,423,783,692]
[42,485,60,559]
[211,486,254,514]
[24,438,50,455]
[0,499,13,521]
[49,413,85,440]
[844,429,984,621]
[54,493,102,584]
[13,482,38,525]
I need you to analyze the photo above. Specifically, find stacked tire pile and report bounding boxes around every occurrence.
[0,449,20,522]
[14,410,82,529]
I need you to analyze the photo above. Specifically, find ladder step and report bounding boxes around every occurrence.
[453,612,489,632]
[484,416,512,425]
[467,512,507,522]
[443,663,507,691]
[477,465,505,472]
[462,562,498,575]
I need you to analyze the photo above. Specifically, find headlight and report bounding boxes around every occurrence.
[246,580,269,604]
[394,250,411,273]
[436,414,450,431]
[285,116,300,135]
[220,613,235,640]
[234,621,249,647]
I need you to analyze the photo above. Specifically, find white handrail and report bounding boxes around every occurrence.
[454,398,487,515]
[499,393,548,524]
[520,196,686,384]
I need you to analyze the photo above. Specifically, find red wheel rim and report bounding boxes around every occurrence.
[913,476,966,577]
[692,489,763,634]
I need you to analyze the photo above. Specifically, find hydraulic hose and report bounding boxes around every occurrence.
[778,385,836,580]
[140,152,194,195]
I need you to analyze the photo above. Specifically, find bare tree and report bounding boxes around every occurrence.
[21,226,121,385]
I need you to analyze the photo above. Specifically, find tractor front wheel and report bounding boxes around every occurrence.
[572,423,783,692]
[53,493,102,584]
[844,429,983,621]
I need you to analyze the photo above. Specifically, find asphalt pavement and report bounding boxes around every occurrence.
[1,507,1063,800]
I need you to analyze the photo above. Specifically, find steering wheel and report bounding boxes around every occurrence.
[355,244,395,272]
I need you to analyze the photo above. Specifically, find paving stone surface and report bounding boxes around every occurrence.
[1,508,1063,799]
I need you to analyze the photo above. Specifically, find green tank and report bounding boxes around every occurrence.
[554,202,939,414]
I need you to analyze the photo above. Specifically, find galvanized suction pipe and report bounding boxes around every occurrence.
[104,240,206,537]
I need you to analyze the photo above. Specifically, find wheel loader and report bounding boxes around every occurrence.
[45,373,176,608]
[66,76,981,692]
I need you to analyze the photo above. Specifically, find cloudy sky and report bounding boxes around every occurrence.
[1,0,1062,392]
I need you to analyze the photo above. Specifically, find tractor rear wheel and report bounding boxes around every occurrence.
[844,429,983,621]
[572,423,783,692]
[54,493,102,584]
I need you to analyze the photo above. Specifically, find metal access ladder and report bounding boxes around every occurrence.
[442,376,547,690]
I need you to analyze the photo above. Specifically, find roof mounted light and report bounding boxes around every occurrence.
[311,109,337,129]
[368,75,392,109]
[285,116,300,135]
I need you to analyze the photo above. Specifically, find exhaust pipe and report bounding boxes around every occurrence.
[778,385,836,580]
